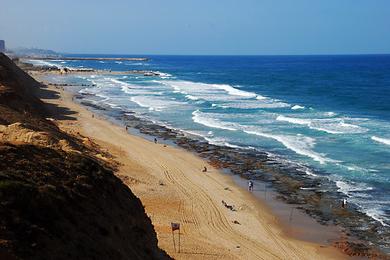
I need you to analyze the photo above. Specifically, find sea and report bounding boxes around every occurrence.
[30,54,390,228]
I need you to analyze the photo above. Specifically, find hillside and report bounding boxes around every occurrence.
[0,53,170,259]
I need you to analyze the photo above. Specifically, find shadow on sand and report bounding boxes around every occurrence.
[34,83,78,121]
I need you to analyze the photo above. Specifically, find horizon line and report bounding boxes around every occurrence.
[59,52,390,57]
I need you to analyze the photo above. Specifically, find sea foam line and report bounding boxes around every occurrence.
[192,110,238,131]
[276,115,367,134]
[162,80,262,100]
[192,110,336,164]
[243,129,335,164]
[371,136,390,146]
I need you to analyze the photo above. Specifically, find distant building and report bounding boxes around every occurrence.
[0,40,5,52]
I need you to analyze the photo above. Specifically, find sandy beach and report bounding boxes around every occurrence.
[37,80,347,259]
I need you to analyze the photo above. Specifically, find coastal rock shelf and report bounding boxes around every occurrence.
[77,96,390,257]
[22,61,165,77]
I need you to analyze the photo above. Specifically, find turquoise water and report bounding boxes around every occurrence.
[31,55,390,227]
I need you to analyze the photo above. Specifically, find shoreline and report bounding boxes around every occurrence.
[32,75,351,259]
[77,91,389,256]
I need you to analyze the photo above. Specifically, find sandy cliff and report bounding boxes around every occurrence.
[0,53,170,259]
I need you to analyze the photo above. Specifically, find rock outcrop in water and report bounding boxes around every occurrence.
[0,53,170,259]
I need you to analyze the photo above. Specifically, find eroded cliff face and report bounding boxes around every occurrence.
[0,53,170,260]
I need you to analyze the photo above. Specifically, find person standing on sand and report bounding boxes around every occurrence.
[248,180,253,192]
[342,198,347,208]
[154,138,157,144]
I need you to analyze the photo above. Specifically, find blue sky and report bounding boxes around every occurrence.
[1,0,389,55]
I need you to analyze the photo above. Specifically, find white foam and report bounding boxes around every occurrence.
[154,71,173,79]
[192,110,238,131]
[305,169,318,177]
[130,96,185,111]
[365,208,389,227]
[371,136,390,146]
[109,78,129,86]
[335,180,374,196]
[277,115,310,125]
[90,77,164,96]
[213,84,257,98]
[191,110,337,164]
[125,62,148,66]
[256,95,267,100]
[184,130,213,138]
[161,80,258,101]
[276,115,367,134]
[243,128,335,164]
[121,85,162,96]
[158,80,293,110]
[204,136,242,149]
[219,101,290,109]
[291,105,305,110]
[325,112,337,117]
[185,95,199,101]
[333,180,389,226]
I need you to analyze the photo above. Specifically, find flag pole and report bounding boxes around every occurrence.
[178,229,181,253]
[172,229,176,252]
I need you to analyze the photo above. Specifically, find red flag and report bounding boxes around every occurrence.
[171,222,180,231]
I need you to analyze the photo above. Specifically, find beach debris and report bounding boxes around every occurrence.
[232,220,240,225]
[202,166,207,172]
[221,200,236,211]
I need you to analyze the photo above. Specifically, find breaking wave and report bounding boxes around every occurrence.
[276,115,367,134]
[371,136,390,146]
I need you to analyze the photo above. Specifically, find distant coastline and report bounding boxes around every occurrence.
[26,56,148,61]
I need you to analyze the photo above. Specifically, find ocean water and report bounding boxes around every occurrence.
[32,55,390,227]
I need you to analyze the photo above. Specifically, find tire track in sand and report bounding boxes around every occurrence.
[160,163,282,259]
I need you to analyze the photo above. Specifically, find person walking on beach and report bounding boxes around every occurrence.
[248,180,254,192]
[154,138,157,144]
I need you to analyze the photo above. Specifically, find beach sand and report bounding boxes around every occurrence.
[39,82,346,259]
